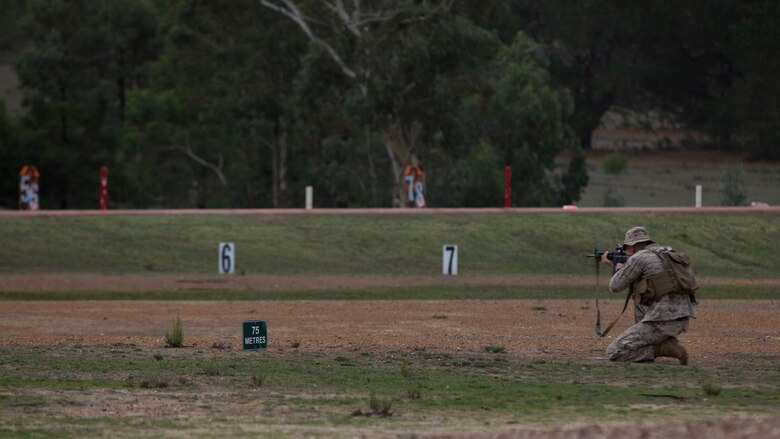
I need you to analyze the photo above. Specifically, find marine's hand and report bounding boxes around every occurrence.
[600,250,612,266]
[615,262,625,270]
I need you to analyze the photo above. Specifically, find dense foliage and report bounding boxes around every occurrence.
[0,0,777,209]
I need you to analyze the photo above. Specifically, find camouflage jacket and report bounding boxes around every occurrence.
[609,244,697,323]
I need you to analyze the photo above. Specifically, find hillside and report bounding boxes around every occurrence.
[571,150,780,208]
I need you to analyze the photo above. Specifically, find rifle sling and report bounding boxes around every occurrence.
[596,288,633,338]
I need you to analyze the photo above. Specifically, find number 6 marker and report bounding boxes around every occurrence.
[219,243,235,274]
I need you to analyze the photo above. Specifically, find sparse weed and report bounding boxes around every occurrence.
[290,340,301,348]
[352,391,394,417]
[165,314,184,348]
[250,373,267,387]
[485,345,506,354]
[368,391,393,416]
[138,375,170,389]
[406,388,421,400]
[400,364,412,379]
[702,382,722,396]
[203,362,221,376]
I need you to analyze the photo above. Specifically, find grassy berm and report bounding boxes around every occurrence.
[0,211,778,278]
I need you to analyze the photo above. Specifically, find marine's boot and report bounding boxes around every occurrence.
[653,338,689,365]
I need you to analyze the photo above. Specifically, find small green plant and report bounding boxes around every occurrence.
[290,340,301,348]
[400,364,412,379]
[202,362,221,376]
[602,152,627,174]
[406,388,421,400]
[720,165,748,206]
[165,314,184,348]
[702,382,722,396]
[351,391,393,417]
[153,353,163,361]
[368,391,393,416]
[250,373,267,387]
[484,345,506,354]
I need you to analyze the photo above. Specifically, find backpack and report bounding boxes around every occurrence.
[653,248,699,303]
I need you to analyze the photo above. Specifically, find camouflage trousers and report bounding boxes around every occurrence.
[606,318,689,362]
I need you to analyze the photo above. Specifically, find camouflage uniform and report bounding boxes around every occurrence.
[606,243,697,362]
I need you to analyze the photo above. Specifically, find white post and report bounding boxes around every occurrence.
[305,186,313,210]
[695,185,702,208]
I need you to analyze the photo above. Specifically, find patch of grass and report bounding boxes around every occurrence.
[0,394,47,408]
[250,372,267,387]
[137,375,170,389]
[484,345,506,354]
[2,345,779,436]
[0,377,129,390]
[399,364,412,379]
[364,391,393,417]
[202,362,222,376]
[165,314,184,347]
[702,382,722,396]
[290,340,301,348]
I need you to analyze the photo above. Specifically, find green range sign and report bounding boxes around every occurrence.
[242,320,267,350]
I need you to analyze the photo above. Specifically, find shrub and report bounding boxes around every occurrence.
[720,165,748,206]
[164,314,184,348]
[603,189,625,207]
[368,391,393,416]
[602,152,628,174]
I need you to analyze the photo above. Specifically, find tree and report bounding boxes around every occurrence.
[260,0,497,206]
[124,0,306,207]
[0,100,20,208]
[482,33,580,206]
[13,0,160,208]
[728,1,780,159]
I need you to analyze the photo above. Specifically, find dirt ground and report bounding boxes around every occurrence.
[1,274,779,438]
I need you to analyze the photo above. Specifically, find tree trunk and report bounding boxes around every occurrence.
[383,118,421,207]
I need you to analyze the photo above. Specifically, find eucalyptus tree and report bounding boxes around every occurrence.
[125,0,306,207]
[13,0,159,208]
[260,0,499,206]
